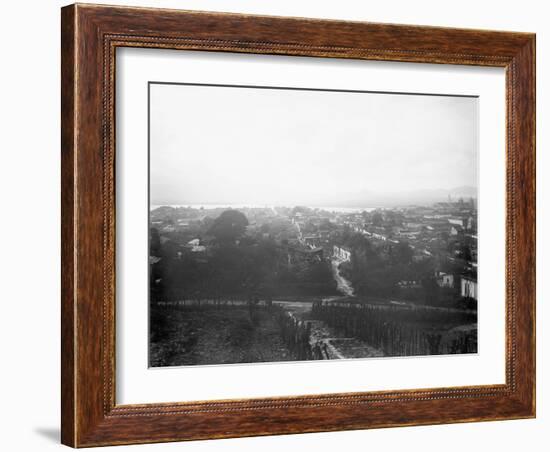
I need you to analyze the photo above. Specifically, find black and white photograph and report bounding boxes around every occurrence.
[1,0,541,449]
[148,82,479,367]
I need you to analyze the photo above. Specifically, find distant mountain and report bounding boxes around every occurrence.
[448,186,478,198]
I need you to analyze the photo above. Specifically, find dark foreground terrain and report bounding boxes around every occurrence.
[149,299,477,367]
[150,305,292,366]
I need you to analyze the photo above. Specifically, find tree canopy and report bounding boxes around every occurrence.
[207,209,249,244]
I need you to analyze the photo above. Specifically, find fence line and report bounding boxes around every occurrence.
[310,301,477,356]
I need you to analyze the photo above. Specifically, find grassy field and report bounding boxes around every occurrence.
[149,305,293,366]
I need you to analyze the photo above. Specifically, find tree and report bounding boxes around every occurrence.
[292,206,313,216]
[459,244,472,261]
[372,211,383,226]
[319,218,335,231]
[422,276,440,306]
[207,210,249,244]
[149,227,161,256]
[391,241,413,265]
[385,210,398,226]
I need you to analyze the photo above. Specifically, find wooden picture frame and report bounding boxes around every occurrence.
[61,3,535,447]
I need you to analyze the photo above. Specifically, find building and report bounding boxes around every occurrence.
[149,256,162,265]
[303,235,321,249]
[436,272,454,288]
[287,245,324,265]
[186,238,206,253]
[448,217,465,227]
[304,247,324,263]
[397,280,422,289]
[333,245,351,262]
[461,276,478,300]
[450,224,464,236]
[466,216,477,231]
[371,232,387,241]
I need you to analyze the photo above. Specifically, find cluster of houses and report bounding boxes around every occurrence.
[435,271,478,301]
[333,200,478,301]
[149,200,478,302]
[395,272,477,301]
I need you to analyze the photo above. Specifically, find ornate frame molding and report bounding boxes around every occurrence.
[62,4,535,447]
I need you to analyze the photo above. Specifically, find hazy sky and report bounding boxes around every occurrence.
[150,83,477,206]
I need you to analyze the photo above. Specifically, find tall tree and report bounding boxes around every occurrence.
[207,210,249,244]
[392,241,413,265]
[372,211,383,226]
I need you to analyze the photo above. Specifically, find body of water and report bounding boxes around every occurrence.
[150,204,377,213]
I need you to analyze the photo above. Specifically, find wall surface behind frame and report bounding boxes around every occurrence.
[0,0,545,451]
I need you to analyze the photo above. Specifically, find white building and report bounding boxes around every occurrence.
[186,238,206,253]
[461,276,478,300]
[448,217,464,227]
[436,272,454,288]
[333,246,351,262]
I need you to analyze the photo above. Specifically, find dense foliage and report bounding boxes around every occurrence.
[339,230,468,308]
[150,223,337,301]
